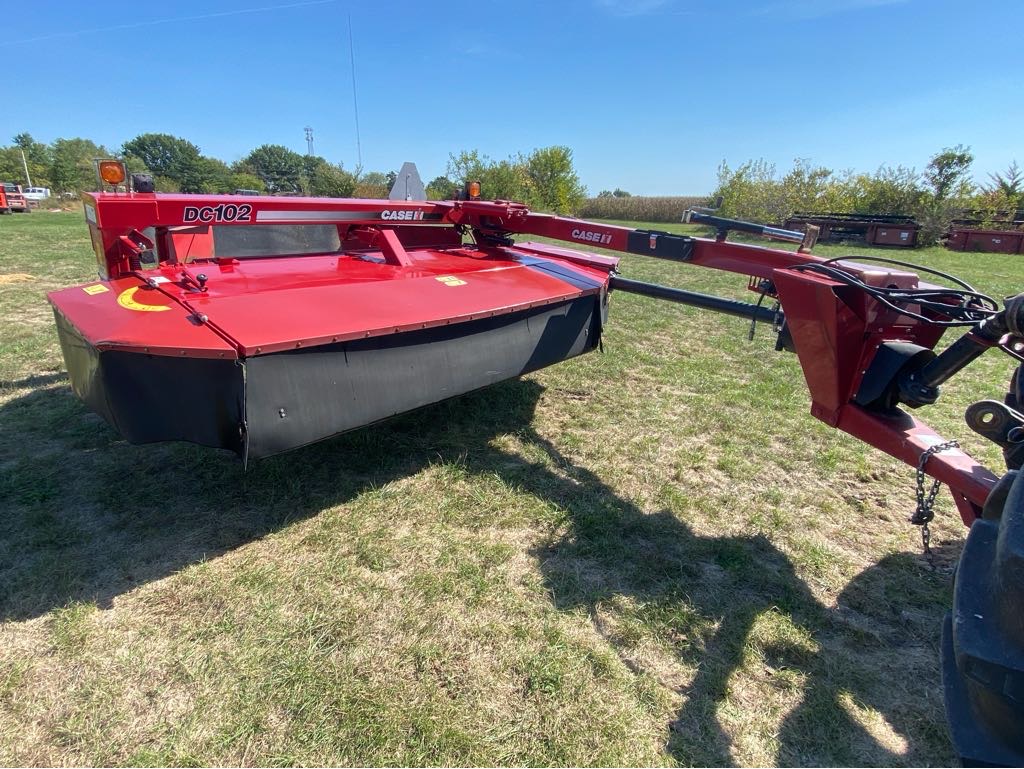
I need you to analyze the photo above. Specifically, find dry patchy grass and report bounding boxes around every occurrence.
[0,212,1018,766]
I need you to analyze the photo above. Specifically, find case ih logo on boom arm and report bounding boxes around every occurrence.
[571,228,613,245]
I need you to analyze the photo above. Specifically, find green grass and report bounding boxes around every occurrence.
[0,211,1019,766]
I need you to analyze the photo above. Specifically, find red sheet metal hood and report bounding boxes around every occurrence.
[49,245,616,359]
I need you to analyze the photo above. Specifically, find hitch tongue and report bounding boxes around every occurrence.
[966,400,1024,471]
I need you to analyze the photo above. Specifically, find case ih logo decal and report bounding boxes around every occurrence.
[571,228,612,245]
[183,204,253,223]
[380,209,425,221]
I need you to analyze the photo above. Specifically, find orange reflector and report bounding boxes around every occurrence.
[467,181,481,199]
[99,160,126,185]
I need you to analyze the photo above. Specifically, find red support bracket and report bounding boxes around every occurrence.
[348,226,413,267]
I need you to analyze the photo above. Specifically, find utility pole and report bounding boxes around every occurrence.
[19,149,32,187]
[305,126,314,156]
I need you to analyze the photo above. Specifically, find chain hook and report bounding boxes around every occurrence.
[910,440,960,567]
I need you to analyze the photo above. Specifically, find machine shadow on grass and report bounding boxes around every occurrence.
[0,377,954,764]
[0,377,551,622]
[520,429,957,765]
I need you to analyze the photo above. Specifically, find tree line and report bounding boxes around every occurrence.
[0,133,587,214]
[709,146,1022,245]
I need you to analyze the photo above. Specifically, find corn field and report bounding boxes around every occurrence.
[577,195,710,222]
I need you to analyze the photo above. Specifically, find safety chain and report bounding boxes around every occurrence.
[910,440,960,565]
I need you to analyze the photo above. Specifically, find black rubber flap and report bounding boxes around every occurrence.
[244,296,600,458]
[53,308,245,454]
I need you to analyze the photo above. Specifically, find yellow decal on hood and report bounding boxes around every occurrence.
[117,286,171,312]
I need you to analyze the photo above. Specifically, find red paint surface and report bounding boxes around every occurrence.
[49,278,236,359]
[50,244,613,358]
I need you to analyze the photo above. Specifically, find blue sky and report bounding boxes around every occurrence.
[2,0,1021,194]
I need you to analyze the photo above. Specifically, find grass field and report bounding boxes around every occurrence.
[0,211,1019,766]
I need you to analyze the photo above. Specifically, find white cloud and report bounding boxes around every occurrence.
[758,0,910,19]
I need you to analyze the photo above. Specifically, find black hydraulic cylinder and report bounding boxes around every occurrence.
[683,210,806,244]
[610,275,778,324]
[915,303,1017,390]
[897,295,1022,407]
[915,332,992,390]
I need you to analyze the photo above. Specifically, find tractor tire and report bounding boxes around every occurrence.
[1008,366,1023,471]
[942,464,1024,765]
[1009,364,1021,412]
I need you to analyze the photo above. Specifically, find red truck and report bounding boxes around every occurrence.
[0,182,30,213]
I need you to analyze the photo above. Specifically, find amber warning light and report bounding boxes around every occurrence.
[98,160,127,186]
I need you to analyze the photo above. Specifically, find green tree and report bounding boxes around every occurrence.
[228,172,266,193]
[426,175,457,200]
[49,137,111,193]
[10,133,52,187]
[446,150,529,203]
[713,158,926,225]
[984,160,1022,199]
[185,156,234,193]
[352,170,389,198]
[295,155,357,197]
[357,170,389,187]
[481,158,531,201]
[300,154,328,183]
[240,144,304,193]
[923,144,974,201]
[848,165,923,215]
[307,162,357,198]
[447,147,584,212]
[153,176,181,192]
[612,188,631,198]
[0,147,24,185]
[713,159,782,222]
[523,145,585,214]
[122,152,152,184]
[979,160,1022,214]
[915,145,975,245]
[122,133,202,183]
[446,151,487,186]
[777,160,833,219]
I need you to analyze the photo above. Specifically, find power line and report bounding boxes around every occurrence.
[0,0,337,47]
[348,14,362,169]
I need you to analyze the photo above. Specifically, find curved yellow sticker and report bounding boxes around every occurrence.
[117,286,170,312]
